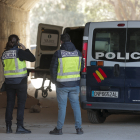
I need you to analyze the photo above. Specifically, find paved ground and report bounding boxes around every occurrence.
[1,80,140,140]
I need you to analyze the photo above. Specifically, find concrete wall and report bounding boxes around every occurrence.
[0,3,30,56]
[0,0,40,88]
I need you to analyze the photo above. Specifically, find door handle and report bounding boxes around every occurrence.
[100,86,110,91]
[114,64,120,77]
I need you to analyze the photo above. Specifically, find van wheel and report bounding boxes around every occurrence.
[87,110,106,123]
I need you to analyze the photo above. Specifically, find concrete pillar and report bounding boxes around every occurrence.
[0,0,40,88]
[0,2,30,56]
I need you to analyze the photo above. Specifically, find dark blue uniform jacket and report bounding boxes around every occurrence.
[50,41,84,88]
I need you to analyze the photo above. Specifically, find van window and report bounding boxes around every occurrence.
[92,28,126,62]
[40,29,59,50]
[126,28,140,62]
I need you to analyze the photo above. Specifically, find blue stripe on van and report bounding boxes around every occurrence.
[92,91,94,97]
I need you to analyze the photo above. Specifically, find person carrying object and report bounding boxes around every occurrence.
[50,33,84,135]
[1,34,36,134]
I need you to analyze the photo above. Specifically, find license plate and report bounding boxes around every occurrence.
[92,91,118,98]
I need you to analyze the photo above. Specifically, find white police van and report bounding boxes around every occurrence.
[34,21,140,123]
[81,21,140,123]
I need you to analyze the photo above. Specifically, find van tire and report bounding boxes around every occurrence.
[87,110,106,123]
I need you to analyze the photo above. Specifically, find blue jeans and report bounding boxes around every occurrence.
[56,86,82,129]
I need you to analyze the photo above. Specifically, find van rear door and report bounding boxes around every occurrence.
[87,21,127,103]
[125,21,140,103]
[35,24,63,78]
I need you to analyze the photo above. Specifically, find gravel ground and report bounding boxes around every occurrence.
[0,81,140,140]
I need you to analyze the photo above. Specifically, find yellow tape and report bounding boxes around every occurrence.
[96,70,104,81]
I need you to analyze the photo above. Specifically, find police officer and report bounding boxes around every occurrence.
[1,34,35,134]
[50,33,84,135]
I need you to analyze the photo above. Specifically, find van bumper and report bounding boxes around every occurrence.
[81,101,140,111]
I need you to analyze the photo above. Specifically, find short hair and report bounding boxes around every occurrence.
[61,33,71,42]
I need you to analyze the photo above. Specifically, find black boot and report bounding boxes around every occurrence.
[6,124,12,134]
[76,128,83,134]
[16,125,31,134]
[50,127,63,135]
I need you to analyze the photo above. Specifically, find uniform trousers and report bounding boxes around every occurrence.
[5,84,27,126]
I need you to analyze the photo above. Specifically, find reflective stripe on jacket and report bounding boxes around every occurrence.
[57,50,81,82]
[2,49,27,78]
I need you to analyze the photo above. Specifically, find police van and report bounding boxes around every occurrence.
[34,21,140,123]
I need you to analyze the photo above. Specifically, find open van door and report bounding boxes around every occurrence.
[35,23,63,79]
[125,21,140,103]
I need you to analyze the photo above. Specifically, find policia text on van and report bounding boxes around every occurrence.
[96,52,140,60]
[34,21,140,124]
